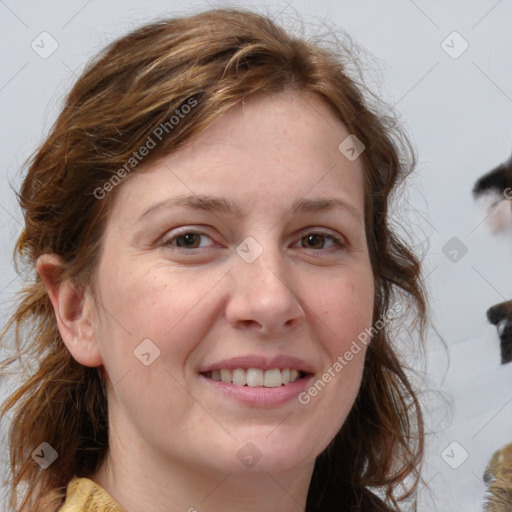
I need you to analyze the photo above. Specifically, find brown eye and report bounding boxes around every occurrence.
[302,234,325,249]
[175,233,201,248]
[162,230,214,251]
[298,231,345,251]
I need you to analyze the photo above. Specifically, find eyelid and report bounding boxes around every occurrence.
[294,229,347,251]
[160,226,347,253]
[159,227,216,250]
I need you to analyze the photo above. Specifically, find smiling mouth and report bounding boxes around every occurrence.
[201,368,309,388]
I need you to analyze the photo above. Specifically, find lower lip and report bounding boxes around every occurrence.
[199,373,314,406]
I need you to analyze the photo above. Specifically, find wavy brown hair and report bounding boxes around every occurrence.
[0,7,426,512]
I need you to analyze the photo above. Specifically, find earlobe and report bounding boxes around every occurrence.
[36,254,103,368]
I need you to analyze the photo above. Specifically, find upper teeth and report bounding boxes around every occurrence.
[208,368,301,387]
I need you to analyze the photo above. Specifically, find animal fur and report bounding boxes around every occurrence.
[473,156,512,199]
[473,156,512,234]
[486,301,512,364]
[473,155,512,510]
[483,443,512,511]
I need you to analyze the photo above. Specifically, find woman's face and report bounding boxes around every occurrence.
[91,90,374,479]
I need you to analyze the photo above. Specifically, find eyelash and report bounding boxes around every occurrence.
[160,229,346,254]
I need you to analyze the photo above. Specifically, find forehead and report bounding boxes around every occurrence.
[108,90,366,226]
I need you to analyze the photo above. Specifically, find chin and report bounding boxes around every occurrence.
[205,429,322,477]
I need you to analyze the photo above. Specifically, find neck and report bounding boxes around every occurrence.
[88,433,314,512]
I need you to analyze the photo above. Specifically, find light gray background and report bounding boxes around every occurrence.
[1,1,512,511]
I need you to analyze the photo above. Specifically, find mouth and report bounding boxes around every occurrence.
[198,355,315,405]
[200,368,309,387]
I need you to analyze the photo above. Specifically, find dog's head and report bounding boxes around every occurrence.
[473,156,512,234]
[473,154,512,364]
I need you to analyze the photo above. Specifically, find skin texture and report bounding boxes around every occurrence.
[38,90,375,512]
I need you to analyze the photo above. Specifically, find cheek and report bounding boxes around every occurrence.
[94,265,219,427]
[308,268,374,404]
[94,262,217,369]
[296,274,373,447]
[318,270,374,352]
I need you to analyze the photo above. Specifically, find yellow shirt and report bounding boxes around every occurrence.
[59,477,124,512]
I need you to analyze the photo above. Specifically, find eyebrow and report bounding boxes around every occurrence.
[136,194,362,223]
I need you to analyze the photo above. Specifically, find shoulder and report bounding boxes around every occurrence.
[58,477,124,512]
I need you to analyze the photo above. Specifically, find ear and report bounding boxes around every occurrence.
[37,253,103,368]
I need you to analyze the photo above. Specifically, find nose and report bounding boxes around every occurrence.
[224,243,306,337]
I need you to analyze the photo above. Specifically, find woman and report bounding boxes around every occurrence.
[0,7,426,512]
